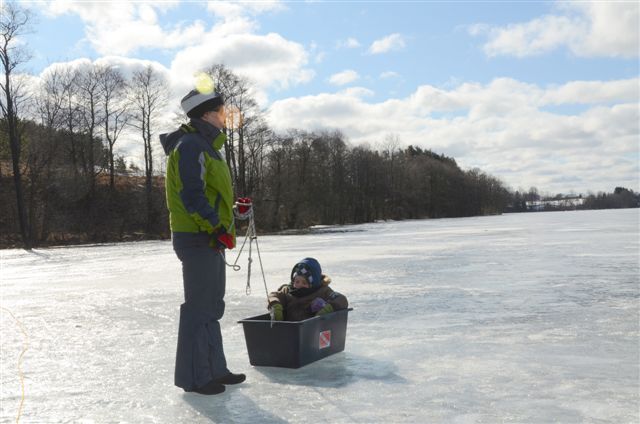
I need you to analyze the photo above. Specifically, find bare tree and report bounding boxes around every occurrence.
[58,66,82,176]
[264,133,295,229]
[207,64,240,183]
[243,121,272,196]
[33,68,66,168]
[380,133,401,217]
[97,64,129,189]
[206,64,264,196]
[74,63,105,198]
[29,67,67,241]
[230,77,260,196]
[129,65,168,231]
[0,2,32,248]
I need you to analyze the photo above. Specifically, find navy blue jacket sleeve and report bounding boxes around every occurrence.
[177,139,220,230]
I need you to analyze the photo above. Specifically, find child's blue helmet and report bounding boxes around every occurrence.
[291,257,322,288]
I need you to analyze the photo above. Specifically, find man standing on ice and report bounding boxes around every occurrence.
[160,85,246,395]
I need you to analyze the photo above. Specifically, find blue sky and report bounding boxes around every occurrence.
[17,1,640,194]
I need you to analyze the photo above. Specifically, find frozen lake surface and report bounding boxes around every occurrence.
[1,209,639,423]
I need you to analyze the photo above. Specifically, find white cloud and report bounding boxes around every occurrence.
[206,0,285,20]
[35,1,207,56]
[337,37,361,49]
[34,0,286,56]
[471,1,639,58]
[267,77,640,193]
[542,79,639,105]
[368,33,406,54]
[33,0,310,105]
[339,87,375,98]
[170,32,314,106]
[309,41,326,63]
[380,71,400,79]
[329,70,360,86]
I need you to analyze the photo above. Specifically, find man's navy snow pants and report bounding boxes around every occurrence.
[173,232,230,391]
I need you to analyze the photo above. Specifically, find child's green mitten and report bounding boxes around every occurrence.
[271,304,284,321]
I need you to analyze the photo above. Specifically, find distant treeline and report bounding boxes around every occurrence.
[0,120,511,248]
[579,187,640,210]
[506,186,639,212]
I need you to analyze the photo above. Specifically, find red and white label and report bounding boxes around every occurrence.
[319,330,331,349]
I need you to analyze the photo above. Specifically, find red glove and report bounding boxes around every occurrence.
[212,226,235,250]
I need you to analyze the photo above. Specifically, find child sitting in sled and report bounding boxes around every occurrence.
[268,257,348,321]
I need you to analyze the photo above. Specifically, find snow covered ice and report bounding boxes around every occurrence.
[1,209,638,423]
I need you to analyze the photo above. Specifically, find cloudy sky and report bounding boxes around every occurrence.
[19,0,640,194]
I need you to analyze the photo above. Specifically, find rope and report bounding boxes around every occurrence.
[223,202,271,299]
[1,306,29,424]
[254,235,271,300]
[223,201,275,326]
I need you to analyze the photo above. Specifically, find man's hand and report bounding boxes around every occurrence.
[212,226,234,250]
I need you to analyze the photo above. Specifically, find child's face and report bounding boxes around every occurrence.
[292,275,310,289]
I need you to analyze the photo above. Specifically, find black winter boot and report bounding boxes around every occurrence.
[185,380,226,395]
[215,372,246,385]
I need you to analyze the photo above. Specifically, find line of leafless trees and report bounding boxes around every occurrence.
[1,3,172,247]
[1,3,511,249]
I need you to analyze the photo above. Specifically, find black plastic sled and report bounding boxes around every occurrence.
[238,308,353,368]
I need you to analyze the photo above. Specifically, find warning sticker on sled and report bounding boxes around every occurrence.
[319,330,331,349]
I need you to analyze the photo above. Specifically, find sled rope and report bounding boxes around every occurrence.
[1,306,28,424]
[223,202,271,300]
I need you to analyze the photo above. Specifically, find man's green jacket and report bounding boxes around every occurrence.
[160,118,236,244]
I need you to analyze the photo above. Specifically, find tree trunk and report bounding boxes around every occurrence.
[5,87,30,248]
[238,124,245,195]
[145,117,153,233]
[8,128,30,248]
[109,143,115,189]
